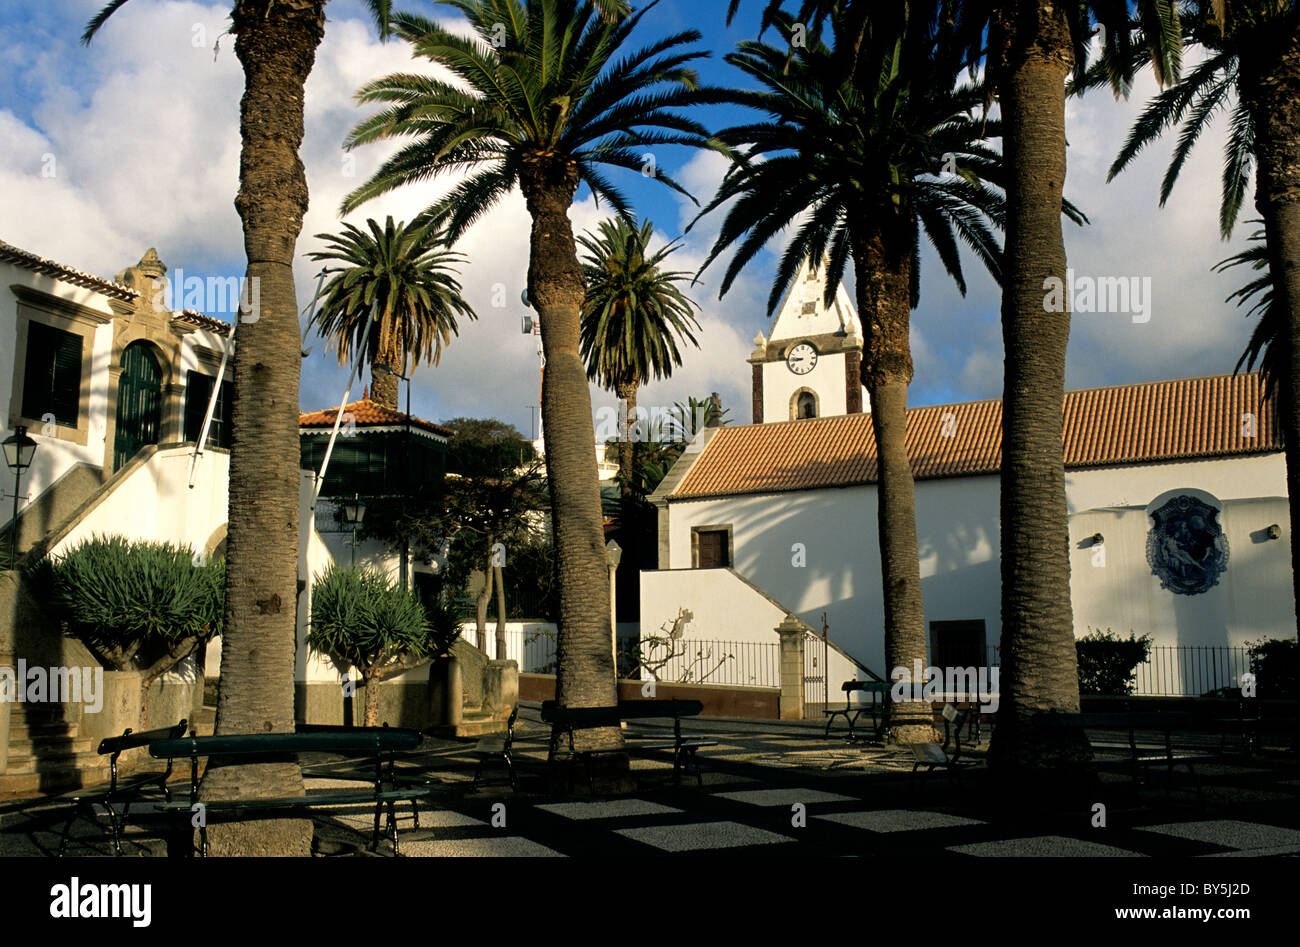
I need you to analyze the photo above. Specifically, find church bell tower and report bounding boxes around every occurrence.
[748,257,868,424]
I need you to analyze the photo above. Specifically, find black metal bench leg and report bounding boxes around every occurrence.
[57,806,81,857]
[104,804,124,857]
[387,799,400,855]
[505,751,517,792]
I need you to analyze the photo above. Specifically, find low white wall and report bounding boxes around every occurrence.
[51,446,229,557]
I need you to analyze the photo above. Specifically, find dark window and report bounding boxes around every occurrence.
[184,371,234,449]
[300,431,447,498]
[695,529,730,569]
[797,391,817,419]
[930,619,987,669]
[22,322,82,427]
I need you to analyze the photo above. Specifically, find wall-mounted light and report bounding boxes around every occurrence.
[1090,532,1104,546]
[1267,524,1282,540]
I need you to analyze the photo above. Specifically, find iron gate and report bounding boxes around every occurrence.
[803,628,828,715]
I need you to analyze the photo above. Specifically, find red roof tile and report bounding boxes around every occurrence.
[299,399,453,439]
[0,238,137,300]
[670,372,1279,500]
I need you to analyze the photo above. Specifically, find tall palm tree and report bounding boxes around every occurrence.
[727,0,1179,765]
[579,217,701,501]
[83,0,397,856]
[1099,1,1300,641]
[698,3,1019,741]
[308,217,477,411]
[339,0,726,779]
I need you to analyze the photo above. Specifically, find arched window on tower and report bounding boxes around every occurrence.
[797,390,818,419]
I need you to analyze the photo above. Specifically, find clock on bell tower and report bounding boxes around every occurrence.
[748,257,868,424]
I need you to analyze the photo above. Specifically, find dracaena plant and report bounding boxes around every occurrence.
[308,563,459,726]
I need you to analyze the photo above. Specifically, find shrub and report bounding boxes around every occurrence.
[1076,629,1152,696]
[1246,637,1298,700]
[308,564,459,725]
[30,535,224,719]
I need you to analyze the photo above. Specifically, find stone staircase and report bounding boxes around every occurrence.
[0,703,109,796]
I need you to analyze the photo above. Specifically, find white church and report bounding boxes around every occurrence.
[641,257,1294,697]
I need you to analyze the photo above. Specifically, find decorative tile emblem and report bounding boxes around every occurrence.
[1146,495,1229,594]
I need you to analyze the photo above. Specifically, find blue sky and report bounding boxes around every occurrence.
[1,0,1258,437]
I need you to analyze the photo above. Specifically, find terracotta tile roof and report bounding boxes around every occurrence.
[0,238,138,300]
[670,372,1280,500]
[174,309,233,337]
[299,398,453,439]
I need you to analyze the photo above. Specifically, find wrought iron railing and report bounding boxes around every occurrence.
[925,643,1254,698]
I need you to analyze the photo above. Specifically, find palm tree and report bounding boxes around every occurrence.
[1100,1,1300,641]
[579,217,701,501]
[339,0,726,780]
[698,3,1018,741]
[731,0,1183,771]
[308,217,477,411]
[83,0,397,856]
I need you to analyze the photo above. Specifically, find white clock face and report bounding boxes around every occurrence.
[786,342,818,375]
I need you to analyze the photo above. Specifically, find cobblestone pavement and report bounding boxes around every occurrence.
[4,704,1299,858]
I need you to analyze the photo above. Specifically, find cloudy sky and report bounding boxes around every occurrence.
[0,0,1259,437]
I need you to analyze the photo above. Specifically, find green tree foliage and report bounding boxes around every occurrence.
[307,216,477,411]
[30,536,224,724]
[308,563,459,725]
[1247,637,1297,700]
[1075,629,1153,696]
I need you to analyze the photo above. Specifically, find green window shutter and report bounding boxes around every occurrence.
[22,322,82,426]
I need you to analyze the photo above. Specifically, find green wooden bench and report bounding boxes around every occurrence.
[909,705,980,789]
[540,699,716,791]
[824,680,890,739]
[147,727,433,856]
[56,720,189,857]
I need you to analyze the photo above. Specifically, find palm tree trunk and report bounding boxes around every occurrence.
[1240,34,1300,745]
[371,305,402,410]
[617,380,638,501]
[520,164,625,787]
[853,226,934,744]
[200,0,324,856]
[987,0,1088,776]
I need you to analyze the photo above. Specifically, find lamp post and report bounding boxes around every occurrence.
[606,539,622,676]
[3,426,37,567]
[341,493,366,566]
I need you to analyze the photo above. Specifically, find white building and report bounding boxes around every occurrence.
[643,259,1293,698]
[1,241,235,566]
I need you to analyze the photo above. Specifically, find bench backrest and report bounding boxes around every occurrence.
[96,720,188,756]
[1034,712,1197,731]
[148,729,421,760]
[841,680,889,693]
[295,723,424,741]
[540,699,703,726]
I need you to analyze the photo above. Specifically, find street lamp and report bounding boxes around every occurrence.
[3,426,38,567]
[606,539,622,675]
[341,493,366,566]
